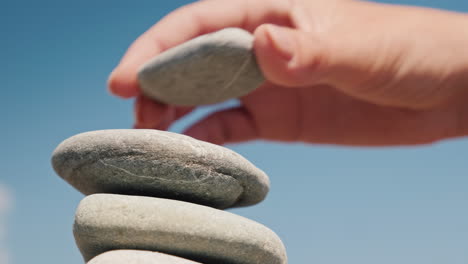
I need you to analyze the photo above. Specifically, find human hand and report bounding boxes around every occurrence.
[108,0,468,146]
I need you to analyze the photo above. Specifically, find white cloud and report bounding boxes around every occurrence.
[0,184,13,264]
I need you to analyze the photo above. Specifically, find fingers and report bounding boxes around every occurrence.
[134,95,194,129]
[157,106,195,130]
[134,96,167,128]
[291,85,458,146]
[108,0,291,98]
[175,106,195,121]
[178,83,457,146]
[184,107,258,145]
[154,107,176,131]
[254,24,333,87]
[303,104,454,146]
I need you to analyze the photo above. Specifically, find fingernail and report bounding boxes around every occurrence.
[265,25,295,61]
[184,125,209,142]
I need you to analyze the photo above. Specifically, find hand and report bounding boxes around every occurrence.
[108,0,468,146]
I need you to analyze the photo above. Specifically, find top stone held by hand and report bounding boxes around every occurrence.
[138,28,265,106]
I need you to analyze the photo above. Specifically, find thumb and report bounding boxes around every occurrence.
[254,24,329,87]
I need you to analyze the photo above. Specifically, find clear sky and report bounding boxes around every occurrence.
[2,0,468,264]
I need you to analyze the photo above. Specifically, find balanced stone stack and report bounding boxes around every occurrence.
[52,130,286,263]
[51,28,287,263]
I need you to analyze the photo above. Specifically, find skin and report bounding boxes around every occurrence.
[108,0,468,146]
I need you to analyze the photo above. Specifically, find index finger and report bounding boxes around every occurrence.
[108,0,291,98]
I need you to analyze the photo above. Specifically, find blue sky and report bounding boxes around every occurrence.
[2,0,468,264]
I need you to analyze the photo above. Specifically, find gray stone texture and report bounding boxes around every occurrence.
[88,250,201,264]
[138,28,264,106]
[75,194,287,264]
[52,129,269,209]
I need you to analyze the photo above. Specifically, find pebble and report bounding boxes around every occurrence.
[74,194,287,264]
[138,28,264,106]
[52,129,269,209]
[88,250,201,264]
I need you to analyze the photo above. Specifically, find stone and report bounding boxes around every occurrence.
[137,28,264,106]
[88,250,201,264]
[74,194,287,264]
[52,129,269,209]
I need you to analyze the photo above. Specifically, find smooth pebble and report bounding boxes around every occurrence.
[74,194,287,264]
[88,250,202,264]
[138,28,264,106]
[52,129,269,209]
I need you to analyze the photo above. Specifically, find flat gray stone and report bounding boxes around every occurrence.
[75,194,287,264]
[138,28,264,106]
[52,129,269,209]
[88,250,202,264]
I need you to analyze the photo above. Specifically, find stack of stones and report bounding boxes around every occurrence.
[52,130,287,264]
[51,28,287,263]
